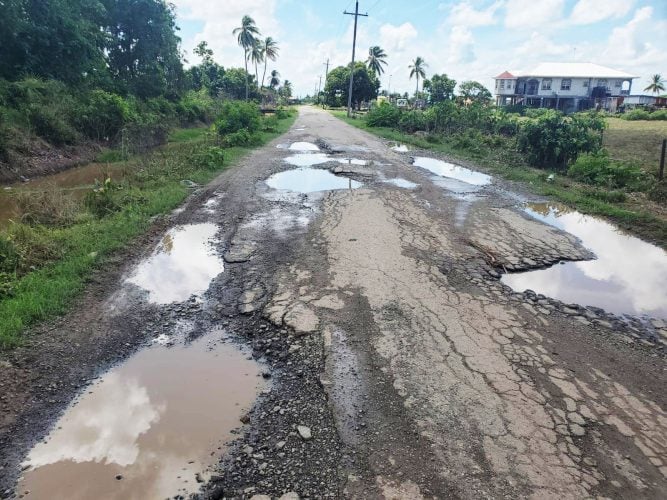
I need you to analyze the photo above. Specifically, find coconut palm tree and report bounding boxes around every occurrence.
[366,46,388,76]
[249,39,265,89]
[270,69,281,90]
[233,15,261,100]
[281,80,293,99]
[260,37,280,89]
[644,74,666,94]
[409,57,428,96]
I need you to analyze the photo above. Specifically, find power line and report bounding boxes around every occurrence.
[343,1,368,117]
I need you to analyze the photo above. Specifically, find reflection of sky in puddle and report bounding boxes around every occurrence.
[127,224,223,304]
[391,144,409,152]
[283,153,331,167]
[502,203,667,319]
[385,178,418,189]
[336,158,368,165]
[288,141,319,151]
[266,168,362,193]
[20,333,266,500]
[414,157,492,186]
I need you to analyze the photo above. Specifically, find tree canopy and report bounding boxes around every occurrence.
[423,74,456,103]
[324,63,380,108]
[458,81,492,103]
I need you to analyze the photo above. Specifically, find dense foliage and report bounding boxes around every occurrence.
[323,63,380,108]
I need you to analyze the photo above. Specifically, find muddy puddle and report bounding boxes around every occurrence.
[266,168,362,193]
[502,203,667,319]
[288,141,319,152]
[385,178,418,189]
[413,157,492,186]
[284,153,331,167]
[0,162,125,227]
[18,331,267,500]
[391,144,409,153]
[127,224,224,304]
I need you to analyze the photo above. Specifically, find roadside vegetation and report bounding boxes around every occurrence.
[331,102,667,247]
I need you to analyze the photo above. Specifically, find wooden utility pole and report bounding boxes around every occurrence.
[324,59,330,80]
[660,138,666,180]
[344,1,368,117]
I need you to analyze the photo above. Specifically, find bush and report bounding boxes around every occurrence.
[85,177,120,217]
[16,188,81,226]
[525,108,552,119]
[649,110,667,121]
[222,129,262,147]
[192,146,224,170]
[74,90,130,141]
[275,107,293,120]
[0,235,19,274]
[262,114,279,131]
[27,104,77,145]
[398,110,426,133]
[451,129,484,155]
[568,152,649,191]
[622,109,651,121]
[366,103,401,128]
[517,110,605,169]
[215,101,261,136]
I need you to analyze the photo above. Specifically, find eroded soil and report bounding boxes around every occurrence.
[1,106,666,500]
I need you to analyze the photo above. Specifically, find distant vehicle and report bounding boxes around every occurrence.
[397,98,408,108]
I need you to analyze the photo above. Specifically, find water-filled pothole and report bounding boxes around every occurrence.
[288,141,319,152]
[18,331,267,499]
[391,144,409,152]
[283,153,331,167]
[413,157,492,186]
[385,178,418,189]
[127,224,224,304]
[502,203,667,319]
[266,168,362,193]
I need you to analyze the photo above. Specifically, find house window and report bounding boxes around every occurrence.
[560,79,571,91]
[597,79,608,89]
[500,80,505,90]
[614,80,622,88]
[507,80,513,89]
[541,78,552,90]
[495,80,499,89]
[583,80,589,88]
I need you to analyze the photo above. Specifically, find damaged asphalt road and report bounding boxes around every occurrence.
[1,106,666,499]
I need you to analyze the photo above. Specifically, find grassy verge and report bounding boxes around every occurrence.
[604,118,667,175]
[0,112,296,348]
[329,110,667,248]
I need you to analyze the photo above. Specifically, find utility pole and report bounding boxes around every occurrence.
[344,1,368,117]
[317,75,322,104]
[323,59,330,80]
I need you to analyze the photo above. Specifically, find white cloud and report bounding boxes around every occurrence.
[570,0,635,25]
[504,0,565,28]
[448,25,476,64]
[446,1,503,27]
[515,32,572,57]
[379,22,418,52]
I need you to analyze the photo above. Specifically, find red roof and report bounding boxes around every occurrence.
[494,71,515,79]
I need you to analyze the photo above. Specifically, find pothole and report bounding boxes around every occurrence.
[336,158,368,166]
[502,203,667,319]
[391,144,409,152]
[413,157,492,186]
[266,168,362,193]
[385,178,418,189]
[283,153,331,167]
[18,331,267,499]
[126,224,224,304]
[288,142,319,152]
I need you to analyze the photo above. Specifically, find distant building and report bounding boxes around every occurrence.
[623,95,667,108]
[494,62,637,113]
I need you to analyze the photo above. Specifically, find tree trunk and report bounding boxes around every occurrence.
[244,49,249,101]
[261,59,268,89]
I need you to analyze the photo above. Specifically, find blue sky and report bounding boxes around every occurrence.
[172,0,667,96]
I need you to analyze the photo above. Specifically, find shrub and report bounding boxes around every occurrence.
[622,109,651,121]
[192,146,224,170]
[366,103,401,128]
[16,188,81,226]
[74,90,130,141]
[525,108,552,119]
[5,224,62,275]
[262,114,279,131]
[27,104,77,145]
[215,101,261,136]
[649,110,667,121]
[275,107,293,120]
[85,177,120,217]
[222,129,262,147]
[451,129,483,154]
[568,152,649,191]
[0,235,19,274]
[398,110,426,133]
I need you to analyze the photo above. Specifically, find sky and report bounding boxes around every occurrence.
[172,0,667,97]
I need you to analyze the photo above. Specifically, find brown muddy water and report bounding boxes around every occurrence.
[126,224,224,304]
[502,203,667,319]
[18,331,267,500]
[0,162,126,227]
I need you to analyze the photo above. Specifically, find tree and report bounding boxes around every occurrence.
[280,80,293,99]
[233,15,260,100]
[409,57,428,96]
[366,46,388,76]
[193,41,213,64]
[220,67,258,100]
[324,63,380,109]
[260,37,279,89]
[269,69,281,90]
[458,80,492,103]
[249,39,264,90]
[644,74,665,94]
[423,74,456,103]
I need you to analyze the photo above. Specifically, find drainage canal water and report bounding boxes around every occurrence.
[502,203,667,319]
[266,168,362,193]
[126,224,224,304]
[18,331,267,500]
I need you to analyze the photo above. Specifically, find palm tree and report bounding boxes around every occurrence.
[260,37,280,88]
[281,80,293,99]
[270,69,281,90]
[644,74,666,94]
[409,57,428,96]
[249,39,265,90]
[366,46,388,76]
[233,15,261,100]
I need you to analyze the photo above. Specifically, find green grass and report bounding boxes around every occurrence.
[167,126,210,143]
[604,118,667,175]
[330,110,667,248]
[0,113,297,348]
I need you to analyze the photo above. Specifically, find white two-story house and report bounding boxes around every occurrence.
[494,62,637,113]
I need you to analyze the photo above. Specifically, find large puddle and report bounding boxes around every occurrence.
[413,157,492,186]
[126,224,224,304]
[502,203,667,319]
[266,168,362,193]
[385,178,418,189]
[283,153,331,167]
[288,141,319,152]
[18,331,266,499]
